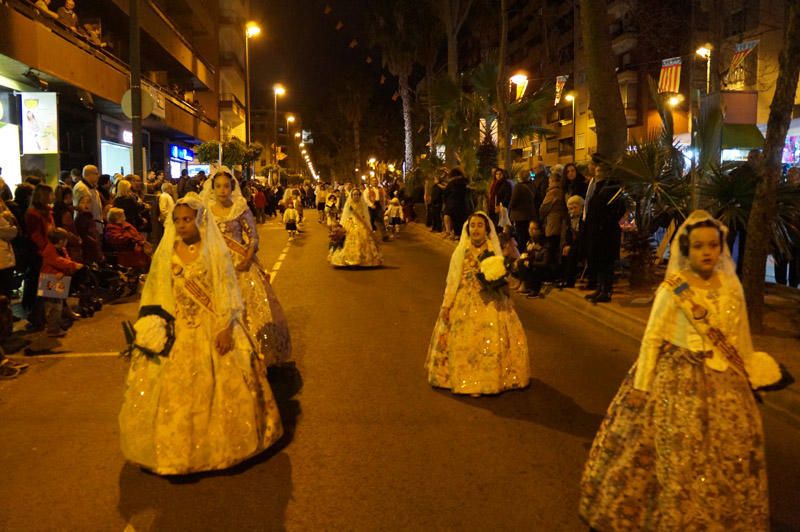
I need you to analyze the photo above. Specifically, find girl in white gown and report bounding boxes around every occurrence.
[580,211,781,531]
[119,194,282,475]
[200,168,291,366]
[425,212,530,395]
[329,188,383,267]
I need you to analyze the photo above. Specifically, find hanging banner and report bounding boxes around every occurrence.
[657,57,682,94]
[727,40,759,80]
[555,75,568,105]
[514,79,528,101]
[20,92,59,154]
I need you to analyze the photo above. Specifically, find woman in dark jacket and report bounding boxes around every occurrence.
[564,163,588,199]
[429,175,446,232]
[113,179,147,232]
[23,184,54,319]
[443,168,471,237]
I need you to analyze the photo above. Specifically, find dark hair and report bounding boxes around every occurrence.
[678,220,724,256]
[54,185,73,205]
[14,183,35,209]
[30,184,53,211]
[47,227,69,244]
[466,212,491,236]
[211,171,234,187]
[449,168,465,179]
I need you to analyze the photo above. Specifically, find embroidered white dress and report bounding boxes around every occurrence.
[119,253,283,475]
[217,209,292,366]
[580,276,770,531]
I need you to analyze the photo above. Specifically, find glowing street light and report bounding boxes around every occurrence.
[273,84,286,165]
[696,45,712,94]
[667,94,684,108]
[244,21,262,150]
[510,72,528,100]
[564,92,577,162]
[246,21,261,38]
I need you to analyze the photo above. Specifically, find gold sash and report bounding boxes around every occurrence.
[664,274,747,377]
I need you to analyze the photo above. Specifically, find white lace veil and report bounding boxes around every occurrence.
[664,209,754,355]
[442,211,503,308]
[199,165,249,221]
[140,192,243,330]
[666,210,736,278]
[340,189,371,226]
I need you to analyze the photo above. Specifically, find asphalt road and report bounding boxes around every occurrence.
[1,218,798,531]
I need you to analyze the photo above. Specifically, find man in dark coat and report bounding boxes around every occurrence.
[582,155,626,303]
[509,171,538,251]
[443,168,471,237]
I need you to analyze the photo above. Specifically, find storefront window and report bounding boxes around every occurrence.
[101,140,132,176]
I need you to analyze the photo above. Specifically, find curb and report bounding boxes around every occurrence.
[408,222,800,428]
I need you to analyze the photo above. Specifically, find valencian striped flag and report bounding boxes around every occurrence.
[658,57,682,94]
[555,75,568,105]
[727,40,759,79]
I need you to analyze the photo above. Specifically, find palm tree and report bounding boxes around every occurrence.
[370,0,430,178]
[578,0,628,161]
[430,0,475,82]
[742,3,800,331]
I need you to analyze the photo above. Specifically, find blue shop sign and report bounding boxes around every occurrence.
[170,144,194,162]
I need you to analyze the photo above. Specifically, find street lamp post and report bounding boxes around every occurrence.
[244,22,261,146]
[286,114,295,172]
[565,93,576,162]
[273,84,286,166]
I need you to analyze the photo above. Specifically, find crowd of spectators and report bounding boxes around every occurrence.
[0,166,172,367]
[424,155,625,303]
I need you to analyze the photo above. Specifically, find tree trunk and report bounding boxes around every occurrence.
[353,121,361,180]
[400,75,414,178]
[742,4,800,332]
[496,0,510,169]
[578,0,628,161]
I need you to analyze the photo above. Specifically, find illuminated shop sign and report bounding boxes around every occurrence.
[170,144,194,162]
[20,92,59,154]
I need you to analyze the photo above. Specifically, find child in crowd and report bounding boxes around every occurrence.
[40,228,83,337]
[499,226,522,290]
[516,220,550,298]
[253,186,267,224]
[495,202,512,234]
[283,200,300,239]
[325,192,340,228]
[74,194,103,265]
[384,197,405,237]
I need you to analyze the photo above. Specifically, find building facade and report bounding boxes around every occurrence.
[0,0,220,187]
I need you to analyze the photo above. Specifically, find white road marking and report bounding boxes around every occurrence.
[20,352,121,359]
[272,261,283,271]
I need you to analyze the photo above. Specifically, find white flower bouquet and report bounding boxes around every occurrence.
[121,306,176,361]
[476,250,510,299]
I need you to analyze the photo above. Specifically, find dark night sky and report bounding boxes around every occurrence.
[248,0,392,118]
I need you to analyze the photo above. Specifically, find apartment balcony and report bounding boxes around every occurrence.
[219,92,246,128]
[219,52,246,77]
[624,107,639,126]
[102,0,216,90]
[612,31,638,55]
[617,69,638,85]
[608,0,634,20]
[0,1,217,141]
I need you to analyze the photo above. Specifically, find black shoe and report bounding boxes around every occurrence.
[585,290,601,301]
[526,291,541,298]
[594,293,612,303]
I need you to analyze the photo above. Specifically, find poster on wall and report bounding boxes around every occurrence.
[20,92,59,154]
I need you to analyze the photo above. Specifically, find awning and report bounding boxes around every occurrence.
[721,124,765,149]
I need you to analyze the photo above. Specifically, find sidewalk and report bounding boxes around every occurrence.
[407,221,800,427]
